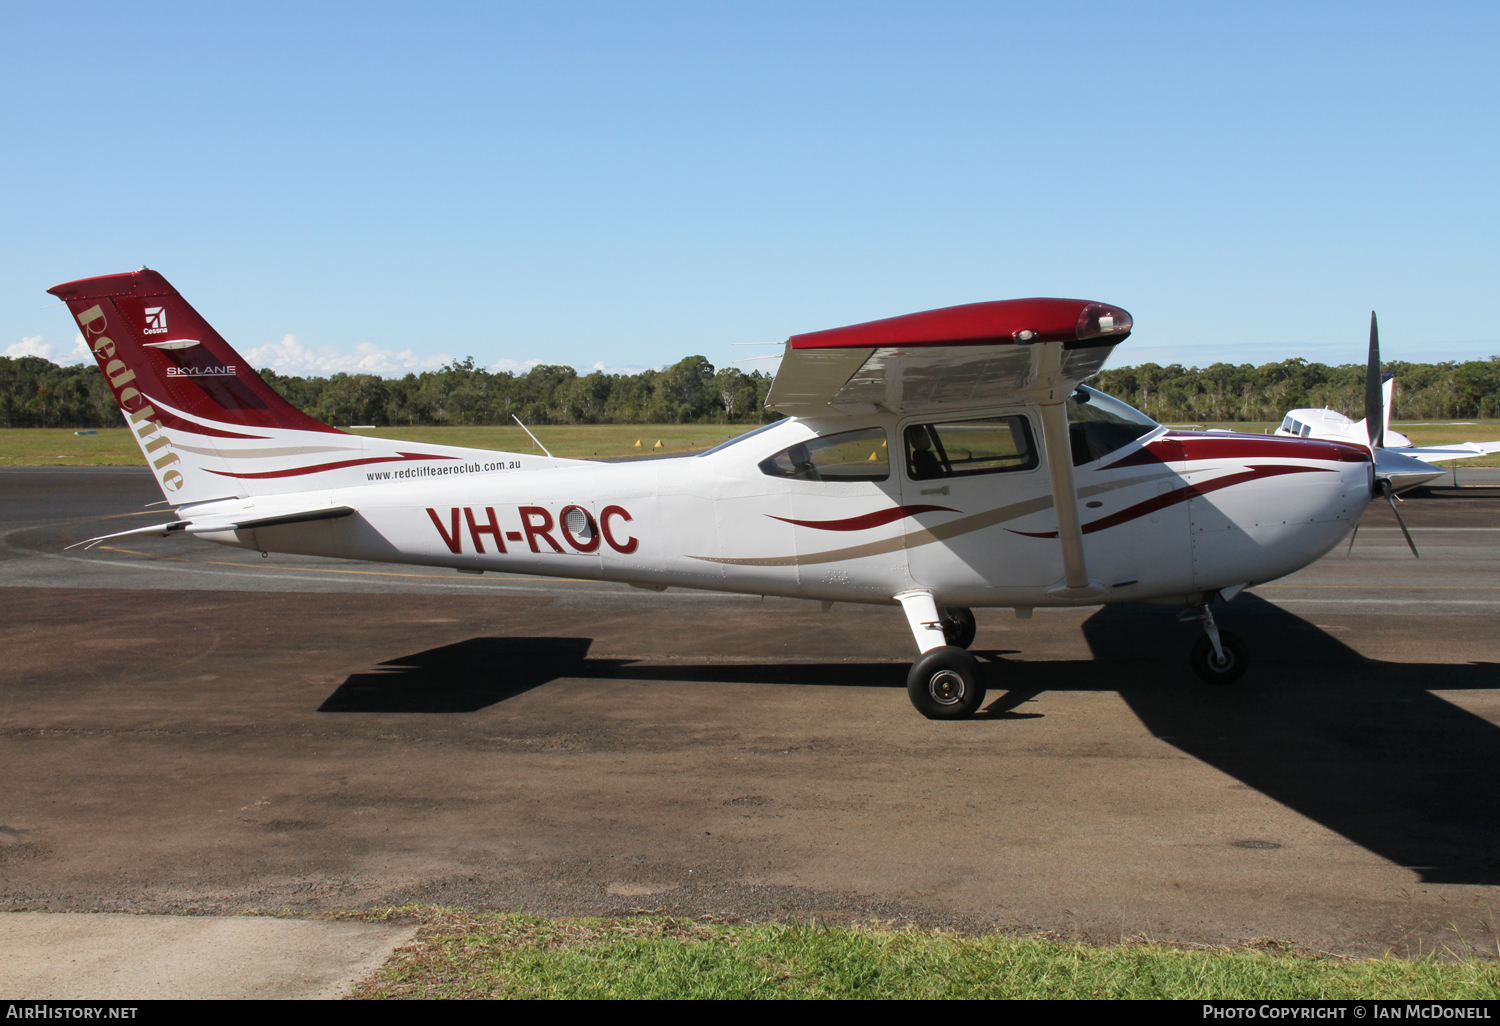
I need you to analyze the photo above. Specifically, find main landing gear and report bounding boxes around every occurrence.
[1182,602,1248,685]
[907,646,985,719]
[896,592,986,719]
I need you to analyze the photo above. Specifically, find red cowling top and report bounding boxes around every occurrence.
[788,297,1132,350]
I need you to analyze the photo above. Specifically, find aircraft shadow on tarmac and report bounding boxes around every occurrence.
[1082,595,1500,886]
[321,594,1500,885]
[319,637,925,715]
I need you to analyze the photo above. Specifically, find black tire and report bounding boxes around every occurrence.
[1190,631,1249,685]
[940,607,977,650]
[906,646,986,719]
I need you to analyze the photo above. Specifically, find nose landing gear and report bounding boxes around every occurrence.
[1182,602,1248,685]
[939,606,976,649]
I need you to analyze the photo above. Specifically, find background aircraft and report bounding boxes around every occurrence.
[1274,313,1500,492]
[53,270,1375,718]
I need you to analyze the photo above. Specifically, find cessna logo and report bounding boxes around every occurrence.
[143,307,168,334]
[73,303,184,493]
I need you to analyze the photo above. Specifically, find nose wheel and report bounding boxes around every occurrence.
[939,607,976,649]
[1183,603,1249,685]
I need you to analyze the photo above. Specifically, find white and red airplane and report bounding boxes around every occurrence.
[52,269,1376,718]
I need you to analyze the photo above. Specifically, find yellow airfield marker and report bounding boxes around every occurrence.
[654,440,663,449]
[868,452,878,461]
[634,439,642,447]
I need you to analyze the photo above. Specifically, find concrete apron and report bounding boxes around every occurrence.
[1,913,415,1000]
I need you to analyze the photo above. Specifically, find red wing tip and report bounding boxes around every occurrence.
[787,298,1131,350]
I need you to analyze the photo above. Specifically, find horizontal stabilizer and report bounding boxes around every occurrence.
[67,506,356,550]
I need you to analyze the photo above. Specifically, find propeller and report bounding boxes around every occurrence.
[1364,311,1383,449]
[1378,478,1419,558]
[1347,311,1421,559]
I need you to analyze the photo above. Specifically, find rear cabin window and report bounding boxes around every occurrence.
[904,416,1037,480]
[758,427,889,482]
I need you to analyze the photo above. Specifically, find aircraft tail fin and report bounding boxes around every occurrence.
[49,270,572,505]
[1382,372,1394,442]
[49,269,352,503]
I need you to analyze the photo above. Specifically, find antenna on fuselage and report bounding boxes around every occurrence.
[512,414,553,457]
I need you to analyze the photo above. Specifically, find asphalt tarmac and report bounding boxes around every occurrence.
[3,465,1500,978]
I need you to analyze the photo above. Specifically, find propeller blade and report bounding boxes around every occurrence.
[1365,311,1384,449]
[1378,479,1418,558]
[1345,522,1360,556]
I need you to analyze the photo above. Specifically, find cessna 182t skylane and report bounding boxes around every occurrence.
[54,270,1377,719]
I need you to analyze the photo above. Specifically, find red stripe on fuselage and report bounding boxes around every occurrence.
[768,505,959,531]
[1104,432,1370,470]
[206,452,458,479]
[1007,464,1332,538]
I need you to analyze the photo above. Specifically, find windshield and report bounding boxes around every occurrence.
[1066,385,1158,465]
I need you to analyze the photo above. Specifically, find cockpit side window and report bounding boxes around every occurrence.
[904,416,1037,480]
[758,427,889,482]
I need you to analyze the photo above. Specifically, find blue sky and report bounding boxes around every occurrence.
[4,1,1497,377]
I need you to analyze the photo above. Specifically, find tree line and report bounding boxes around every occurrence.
[0,354,777,429]
[1091,357,1500,423]
[2,351,1498,430]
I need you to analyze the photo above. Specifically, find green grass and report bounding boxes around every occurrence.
[6,420,1500,467]
[0,424,760,465]
[342,423,755,459]
[0,428,152,466]
[347,909,1500,1000]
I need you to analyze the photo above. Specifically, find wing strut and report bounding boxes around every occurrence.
[1023,342,1105,602]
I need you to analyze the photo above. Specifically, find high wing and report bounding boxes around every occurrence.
[765,298,1133,416]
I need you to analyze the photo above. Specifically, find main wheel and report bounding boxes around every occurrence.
[907,646,987,719]
[940,607,977,650]
[1190,631,1249,685]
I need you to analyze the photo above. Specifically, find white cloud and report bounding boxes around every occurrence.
[5,334,91,365]
[489,357,544,374]
[582,360,653,376]
[241,335,665,378]
[245,334,460,376]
